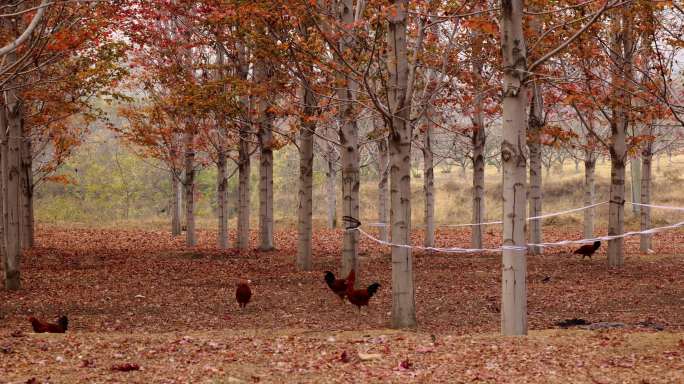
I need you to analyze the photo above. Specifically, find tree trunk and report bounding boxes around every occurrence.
[471,109,486,249]
[387,0,416,328]
[422,122,435,248]
[184,132,196,247]
[0,111,4,284]
[608,153,626,267]
[339,118,359,277]
[257,117,274,251]
[237,125,251,250]
[640,143,652,252]
[377,137,390,241]
[255,60,275,252]
[336,0,360,279]
[296,84,316,270]
[500,0,528,336]
[20,137,33,249]
[527,80,543,255]
[630,158,641,214]
[3,80,23,290]
[217,150,229,249]
[171,171,182,236]
[326,155,337,229]
[607,4,633,267]
[583,158,596,239]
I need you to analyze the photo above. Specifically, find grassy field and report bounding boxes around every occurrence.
[36,153,684,233]
[1,226,683,383]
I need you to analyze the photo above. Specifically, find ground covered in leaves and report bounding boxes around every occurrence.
[1,226,683,383]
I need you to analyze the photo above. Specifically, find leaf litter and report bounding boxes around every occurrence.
[0,226,683,383]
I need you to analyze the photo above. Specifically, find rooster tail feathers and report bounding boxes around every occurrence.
[367,283,380,297]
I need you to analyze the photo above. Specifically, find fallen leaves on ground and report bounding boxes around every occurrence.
[0,226,682,383]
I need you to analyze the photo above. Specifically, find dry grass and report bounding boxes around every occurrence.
[361,154,684,229]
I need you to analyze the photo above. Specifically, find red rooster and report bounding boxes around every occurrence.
[28,315,68,333]
[235,279,252,309]
[324,269,354,301]
[345,270,381,311]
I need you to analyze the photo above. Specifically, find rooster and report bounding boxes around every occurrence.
[324,269,354,301]
[574,240,601,260]
[235,279,252,309]
[345,270,380,310]
[28,315,68,333]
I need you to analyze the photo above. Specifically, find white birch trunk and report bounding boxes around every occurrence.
[422,122,435,248]
[607,5,633,267]
[336,0,359,279]
[254,60,275,251]
[217,150,229,249]
[640,142,652,252]
[171,171,182,236]
[376,137,390,241]
[630,159,641,214]
[387,0,416,328]
[237,125,251,250]
[257,116,274,251]
[184,132,196,247]
[236,42,251,251]
[296,84,316,270]
[583,158,596,239]
[3,72,23,290]
[471,125,485,249]
[469,2,486,250]
[20,137,33,249]
[326,155,337,229]
[527,80,543,255]
[500,0,528,336]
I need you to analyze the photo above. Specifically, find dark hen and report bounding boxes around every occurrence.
[573,241,601,260]
[235,279,252,309]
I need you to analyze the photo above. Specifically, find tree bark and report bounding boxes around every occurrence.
[583,158,596,239]
[376,137,390,241]
[500,0,528,336]
[19,136,33,249]
[630,158,641,214]
[326,152,337,229]
[387,0,416,328]
[607,5,633,267]
[237,124,251,250]
[257,109,274,252]
[0,110,4,284]
[217,150,229,249]
[254,59,275,252]
[471,124,485,249]
[184,131,196,247]
[527,80,543,255]
[3,73,23,290]
[171,171,182,236]
[422,121,435,248]
[336,0,360,279]
[640,142,652,252]
[296,84,316,270]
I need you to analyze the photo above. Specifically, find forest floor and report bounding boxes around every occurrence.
[1,226,683,383]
